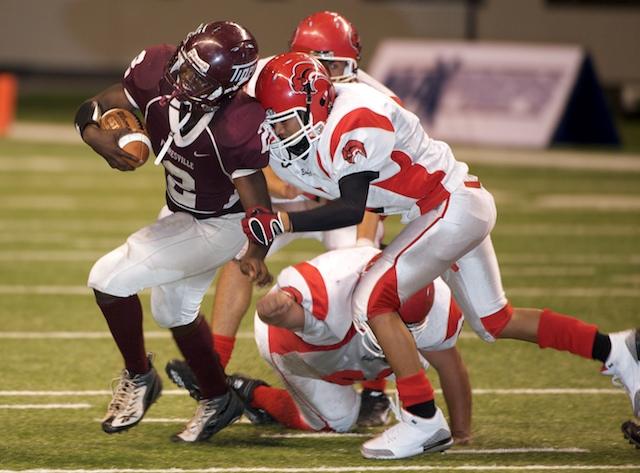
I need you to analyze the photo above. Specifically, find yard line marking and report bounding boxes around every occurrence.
[1,285,638,298]
[262,432,369,438]
[0,390,188,397]
[0,388,623,397]
[0,331,253,339]
[536,194,640,211]
[0,250,639,266]
[444,448,589,454]
[457,145,640,172]
[91,417,252,424]
[0,403,91,409]
[1,464,639,472]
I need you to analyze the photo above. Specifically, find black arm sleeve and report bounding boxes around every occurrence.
[288,171,379,232]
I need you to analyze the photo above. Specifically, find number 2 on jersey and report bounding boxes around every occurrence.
[163,161,196,209]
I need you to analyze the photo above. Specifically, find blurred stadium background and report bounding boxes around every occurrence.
[1,0,639,471]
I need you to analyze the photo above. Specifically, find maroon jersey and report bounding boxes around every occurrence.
[122,45,269,218]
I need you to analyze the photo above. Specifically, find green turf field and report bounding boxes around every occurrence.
[0,134,639,472]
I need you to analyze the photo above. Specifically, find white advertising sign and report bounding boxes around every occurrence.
[368,40,584,148]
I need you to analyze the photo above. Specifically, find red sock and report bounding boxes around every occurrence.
[212,333,236,369]
[396,371,434,408]
[537,309,598,359]
[361,379,386,392]
[172,317,227,398]
[95,292,148,375]
[252,385,311,430]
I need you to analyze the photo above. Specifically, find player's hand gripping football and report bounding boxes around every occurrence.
[82,125,142,172]
[241,206,286,246]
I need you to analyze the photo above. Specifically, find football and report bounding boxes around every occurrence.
[99,108,151,167]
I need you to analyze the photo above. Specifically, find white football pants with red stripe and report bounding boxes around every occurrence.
[352,180,508,342]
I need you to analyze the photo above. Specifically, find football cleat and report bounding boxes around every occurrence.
[171,390,244,442]
[101,354,163,434]
[165,358,202,400]
[357,389,392,427]
[360,407,453,460]
[602,328,640,417]
[621,420,640,449]
[227,373,275,425]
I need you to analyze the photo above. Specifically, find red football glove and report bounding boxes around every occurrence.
[242,206,285,246]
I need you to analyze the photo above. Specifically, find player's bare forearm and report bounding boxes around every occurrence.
[91,84,133,112]
[263,166,302,199]
[234,170,275,285]
[355,211,380,246]
[422,347,472,444]
[235,170,273,212]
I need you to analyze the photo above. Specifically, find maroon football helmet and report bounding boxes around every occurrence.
[289,11,361,83]
[165,21,258,110]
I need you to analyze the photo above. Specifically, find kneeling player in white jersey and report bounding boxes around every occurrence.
[239,52,640,458]
[248,246,469,446]
[169,246,471,445]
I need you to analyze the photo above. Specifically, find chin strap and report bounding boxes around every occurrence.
[154,104,192,166]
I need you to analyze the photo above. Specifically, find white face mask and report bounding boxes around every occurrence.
[265,109,325,164]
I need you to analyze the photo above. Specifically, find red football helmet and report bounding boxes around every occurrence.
[289,11,361,83]
[164,21,258,110]
[255,52,335,163]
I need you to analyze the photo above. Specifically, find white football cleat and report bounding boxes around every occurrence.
[360,407,453,460]
[602,329,640,417]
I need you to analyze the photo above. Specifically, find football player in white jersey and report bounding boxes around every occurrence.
[170,246,472,444]
[240,52,640,459]
[167,11,419,427]
[251,246,468,444]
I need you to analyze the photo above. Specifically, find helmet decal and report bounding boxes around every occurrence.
[186,48,210,74]
[229,57,258,85]
[289,61,324,94]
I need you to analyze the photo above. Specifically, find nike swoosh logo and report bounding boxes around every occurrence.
[194,152,210,157]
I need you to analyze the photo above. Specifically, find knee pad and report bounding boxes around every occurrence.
[480,303,513,338]
[87,248,135,297]
[150,290,199,329]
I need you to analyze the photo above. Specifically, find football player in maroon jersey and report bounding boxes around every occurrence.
[75,21,274,442]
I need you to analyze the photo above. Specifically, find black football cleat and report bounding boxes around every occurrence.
[622,420,640,449]
[357,389,391,427]
[165,359,202,401]
[101,354,162,434]
[172,390,244,442]
[227,373,275,425]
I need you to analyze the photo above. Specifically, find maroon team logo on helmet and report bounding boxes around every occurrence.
[289,61,325,94]
[342,140,367,164]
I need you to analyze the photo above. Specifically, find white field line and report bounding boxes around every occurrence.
[7,123,640,172]
[1,285,638,298]
[0,388,623,397]
[443,448,589,455]
[1,251,639,266]
[89,417,252,425]
[0,224,640,245]
[1,464,639,472]
[0,331,252,339]
[535,194,640,211]
[456,145,640,173]
[0,403,91,409]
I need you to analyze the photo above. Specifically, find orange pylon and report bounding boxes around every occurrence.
[0,73,18,136]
